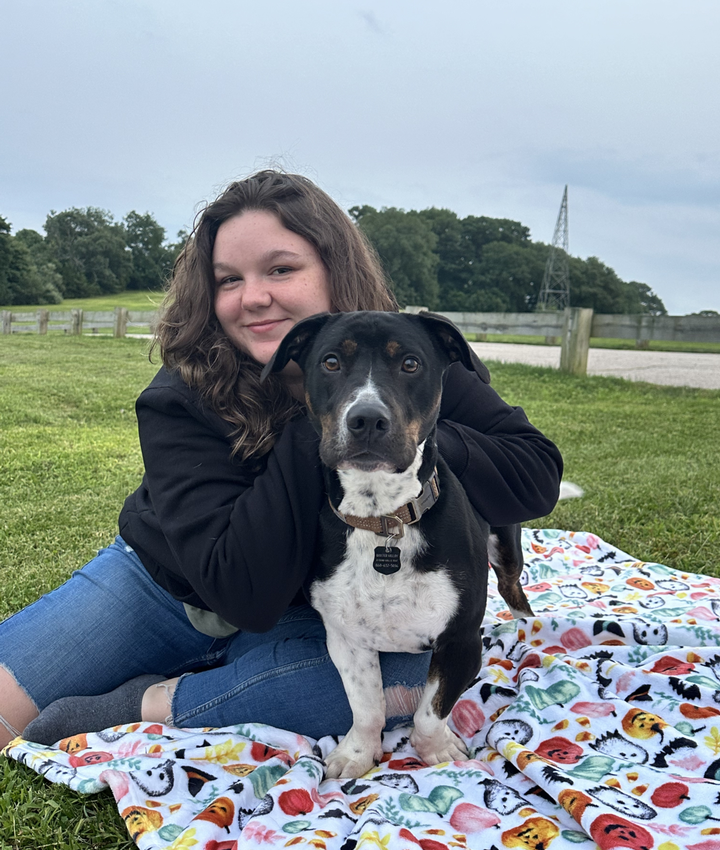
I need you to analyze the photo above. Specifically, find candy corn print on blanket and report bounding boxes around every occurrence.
[5,529,720,850]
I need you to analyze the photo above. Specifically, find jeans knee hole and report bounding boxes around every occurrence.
[384,684,423,718]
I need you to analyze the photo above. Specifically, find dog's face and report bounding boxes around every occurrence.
[262,311,488,473]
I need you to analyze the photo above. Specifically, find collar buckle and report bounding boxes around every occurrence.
[380,514,405,538]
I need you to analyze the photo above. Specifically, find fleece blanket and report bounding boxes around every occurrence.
[5,529,720,850]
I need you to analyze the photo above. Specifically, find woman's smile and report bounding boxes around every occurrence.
[245,318,290,332]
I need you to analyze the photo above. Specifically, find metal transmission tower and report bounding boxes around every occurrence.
[537,185,570,311]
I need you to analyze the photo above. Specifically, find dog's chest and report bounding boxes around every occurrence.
[310,526,459,653]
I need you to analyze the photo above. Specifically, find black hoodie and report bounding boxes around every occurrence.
[119,363,563,632]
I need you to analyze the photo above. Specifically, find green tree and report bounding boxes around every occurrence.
[350,206,439,309]
[416,208,468,307]
[44,207,131,297]
[461,215,531,260]
[14,229,63,304]
[0,216,11,304]
[628,282,667,315]
[9,239,63,305]
[417,209,535,311]
[356,203,668,316]
[124,211,174,290]
[15,228,49,261]
[475,241,549,312]
[168,228,190,265]
[2,236,32,306]
[0,218,62,306]
[569,256,640,314]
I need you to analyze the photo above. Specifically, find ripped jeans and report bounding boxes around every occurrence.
[0,537,431,740]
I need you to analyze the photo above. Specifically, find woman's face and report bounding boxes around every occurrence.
[213,210,332,365]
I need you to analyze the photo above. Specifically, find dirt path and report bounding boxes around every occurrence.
[470,342,720,389]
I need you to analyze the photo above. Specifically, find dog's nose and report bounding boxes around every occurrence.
[346,403,390,438]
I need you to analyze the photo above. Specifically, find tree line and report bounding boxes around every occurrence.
[350,206,667,315]
[0,209,185,306]
[1,203,668,315]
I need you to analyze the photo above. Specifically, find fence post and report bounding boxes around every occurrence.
[636,314,652,348]
[114,307,128,338]
[37,309,49,334]
[2,311,11,334]
[560,307,594,376]
[71,309,83,335]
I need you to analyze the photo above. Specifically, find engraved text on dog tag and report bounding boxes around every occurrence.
[373,547,401,574]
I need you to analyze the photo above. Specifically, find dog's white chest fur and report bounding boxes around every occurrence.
[311,452,459,653]
[310,526,458,653]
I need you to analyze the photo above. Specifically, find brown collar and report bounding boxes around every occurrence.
[328,469,440,538]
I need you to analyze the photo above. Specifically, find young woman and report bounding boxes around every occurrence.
[0,170,563,749]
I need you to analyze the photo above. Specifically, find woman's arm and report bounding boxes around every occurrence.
[436,363,563,526]
[130,374,324,632]
[128,362,560,630]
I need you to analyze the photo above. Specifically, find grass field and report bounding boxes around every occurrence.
[1,334,720,848]
[0,291,167,314]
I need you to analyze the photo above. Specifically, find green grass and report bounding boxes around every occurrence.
[0,336,158,849]
[0,291,166,314]
[490,363,720,574]
[1,335,719,847]
[0,337,157,620]
[588,337,720,353]
[0,759,132,849]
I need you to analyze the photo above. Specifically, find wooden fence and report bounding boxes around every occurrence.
[1,307,155,337]
[408,307,720,376]
[3,306,719,376]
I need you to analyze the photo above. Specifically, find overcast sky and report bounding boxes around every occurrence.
[2,0,718,314]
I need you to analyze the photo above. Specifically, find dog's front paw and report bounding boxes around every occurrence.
[324,730,383,779]
[410,725,469,766]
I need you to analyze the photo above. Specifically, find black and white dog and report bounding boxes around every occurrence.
[262,311,534,779]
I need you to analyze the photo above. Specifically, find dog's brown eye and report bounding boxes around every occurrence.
[322,355,340,372]
[402,357,420,373]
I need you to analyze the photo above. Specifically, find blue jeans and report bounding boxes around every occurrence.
[0,537,431,740]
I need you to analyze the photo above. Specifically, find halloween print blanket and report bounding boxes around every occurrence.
[5,529,720,850]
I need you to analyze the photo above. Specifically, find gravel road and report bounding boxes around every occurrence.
[469,342,720,390]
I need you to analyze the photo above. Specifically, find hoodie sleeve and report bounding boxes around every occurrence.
[436,362,563,526]
[133,375,324,632]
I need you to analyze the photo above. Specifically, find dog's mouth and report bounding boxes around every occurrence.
[336,452,398,473]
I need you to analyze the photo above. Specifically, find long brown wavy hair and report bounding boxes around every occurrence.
[153,170,397,462]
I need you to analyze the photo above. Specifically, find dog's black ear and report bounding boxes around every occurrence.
[260,312,334,382]
[414,312,491,383]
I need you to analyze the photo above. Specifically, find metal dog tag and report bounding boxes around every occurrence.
[373,547,401,574]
